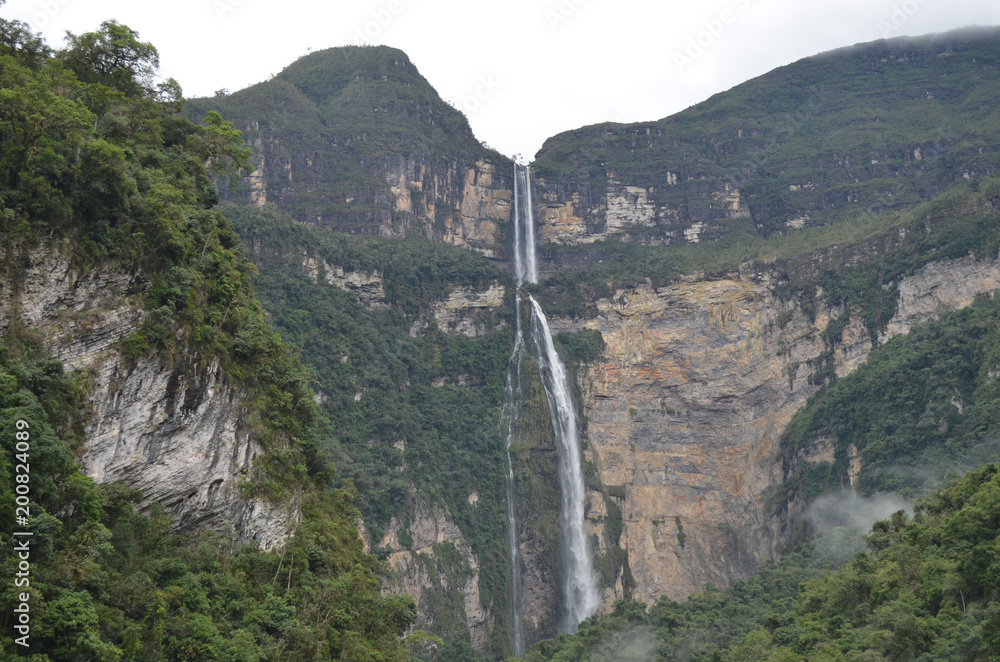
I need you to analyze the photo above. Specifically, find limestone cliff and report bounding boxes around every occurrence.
[543,252,1000,610]
[384,157,511,258]
[409,282,507,337]
[537,175,748,248]
[188,46,516,258]
[375,500,493,653]
[0,247,292,549]
[299,250,388,309]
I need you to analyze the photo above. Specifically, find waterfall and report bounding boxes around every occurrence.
[501,291,526,656]
[527,296,600,632]
[513,164,538,285]
[501,162,533,655]
[503,164,598,645]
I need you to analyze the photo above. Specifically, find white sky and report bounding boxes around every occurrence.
[5,0,1000,160]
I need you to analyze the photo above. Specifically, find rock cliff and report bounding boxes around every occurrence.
[409,282,507,337]
[537,176,749,248]
[532,28,1000,252]
[543,252,1000,610]
[376,501,493,652]
[0,247,291,549]
[183,31,1000,656]
[383,157,511,258]
[187,47,515,258]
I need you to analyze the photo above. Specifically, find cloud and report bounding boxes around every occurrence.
[808,491,910,562]
[589,626,659,662]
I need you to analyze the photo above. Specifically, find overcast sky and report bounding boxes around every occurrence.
[5,0,1000,159]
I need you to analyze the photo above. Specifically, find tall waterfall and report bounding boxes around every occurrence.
[500,290,526,656]
[513,164,538,285]
[504,164,598,645]
[527,296,600,632]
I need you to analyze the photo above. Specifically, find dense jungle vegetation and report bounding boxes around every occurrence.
[4,5,1000,661]
[517,464,1000,662]
[0,11,416,660]
[227,202,517,660]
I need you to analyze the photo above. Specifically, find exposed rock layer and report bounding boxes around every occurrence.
[546,254,1000,609]
[0,248,291,550]
[378,501,493,652]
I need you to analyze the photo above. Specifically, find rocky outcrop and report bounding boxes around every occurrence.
[0,247,143,369]
[409,283,506,337]
[378,501,492,653]
[192,46,517,258]
[879,253,1000,342]
[83,354,292,550]
[544,252,1000,608]
[300,251,387,309]
[383,157,511,258]
[536,176,750,249]
[0,247,292,550]
[232,122,513,257]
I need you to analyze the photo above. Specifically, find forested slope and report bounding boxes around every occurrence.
[518,464,1000,662]
[0,12,414,660]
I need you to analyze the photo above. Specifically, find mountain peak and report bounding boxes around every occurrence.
[277,44,429,107]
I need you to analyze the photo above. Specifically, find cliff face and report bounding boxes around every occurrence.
[537,176,749,248]
[188,46,515,258]
[237,132,512,257]
[532,28,1000,252]
[545,253,1000,609]
[180,31,1000,656]
[235,216,515,655]
[0,247,291,549]
[375,501,493,652]
[383,156,511,258]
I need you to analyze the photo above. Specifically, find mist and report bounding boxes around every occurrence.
[589,627,659,662]
[807,491,911,563]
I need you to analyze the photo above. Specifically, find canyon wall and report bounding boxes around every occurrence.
[0,247,292,550]
[544,253,1000,610]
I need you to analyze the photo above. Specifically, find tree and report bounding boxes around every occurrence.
[195,111,253,186]
[60,20,159,98]
[0,8,50,66]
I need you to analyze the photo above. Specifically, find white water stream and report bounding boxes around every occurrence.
[527,295,600,632]
[503,164,598,646]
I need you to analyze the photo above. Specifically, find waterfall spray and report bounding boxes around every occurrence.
[527,296,600,632]
[504,164,598,644]
[500,292,526,655]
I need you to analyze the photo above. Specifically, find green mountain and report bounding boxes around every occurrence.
[6,8,1000,662]
[533,26,1000,246]
[186,46,512,251]
[516,463,1000,661]
[0,17,413,660]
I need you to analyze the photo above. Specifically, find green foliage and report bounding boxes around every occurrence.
[518,466,1000,661]
[552,329,605,365]
[781,294,1000,500]
[60,20,160,98]
[0,341,414,661]
[0,20,413,660]
[226,203,515,657]
[0,9,49,66]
